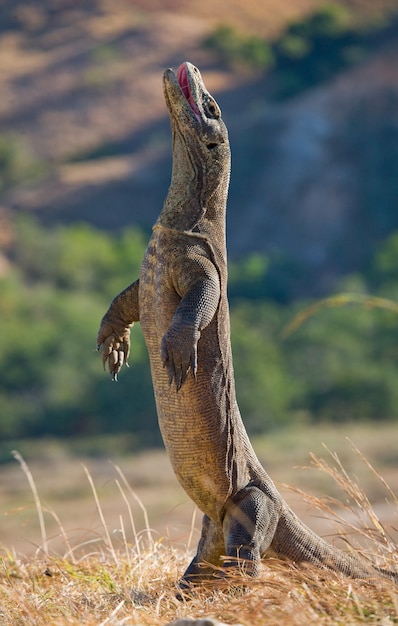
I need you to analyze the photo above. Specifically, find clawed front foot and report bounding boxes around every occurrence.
[96,316,132,381]
[160,324,200,390]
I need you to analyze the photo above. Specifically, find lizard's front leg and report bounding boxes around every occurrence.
[97,279,140,380]
[160,254,220,390]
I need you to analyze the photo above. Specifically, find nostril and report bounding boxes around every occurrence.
[206,143,218,150]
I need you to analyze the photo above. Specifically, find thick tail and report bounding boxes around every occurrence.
[268,506,398,584]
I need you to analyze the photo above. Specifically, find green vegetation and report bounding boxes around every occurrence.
[204,24,274,72]
[1,216,398,444]
[0,134,47,191]
[204,3,398,98]
[272,3,360,98]
[0,217,157,444]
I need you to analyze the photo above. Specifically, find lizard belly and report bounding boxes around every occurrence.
[140,290,245,521]
[147,323,241,522]
[139,233,250,522]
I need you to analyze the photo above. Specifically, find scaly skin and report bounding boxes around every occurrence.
[97,62,397,587]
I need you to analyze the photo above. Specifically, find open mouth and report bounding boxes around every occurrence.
[177,63,200,118]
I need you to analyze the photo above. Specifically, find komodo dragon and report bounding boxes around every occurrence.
[97,62,397,587]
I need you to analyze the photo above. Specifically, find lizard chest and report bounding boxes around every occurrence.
[139,233,180,339]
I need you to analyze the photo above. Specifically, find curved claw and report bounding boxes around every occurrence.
[160,326,199,391]
[96,318,131,380]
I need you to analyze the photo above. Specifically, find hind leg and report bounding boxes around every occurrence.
[222,485,279,577]
[180,514,225,588]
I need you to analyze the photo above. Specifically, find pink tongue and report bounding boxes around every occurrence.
[177,63,190,99]
[177,63,200,117]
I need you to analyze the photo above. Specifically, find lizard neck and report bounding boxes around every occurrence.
[157,127,231,247]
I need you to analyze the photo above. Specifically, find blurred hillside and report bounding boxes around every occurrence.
[1,1,398,444]
[0,0,398,295]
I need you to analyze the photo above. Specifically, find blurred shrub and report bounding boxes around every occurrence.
[285,295,398,422]
[204,24,274,71]
[229,251,308,304]
[0,134,46,191]
[0,217,157,442]
[229,253,269,300]
[13,216,147,298]
[271,4,361,98]
[371,232,398,293]
[1,216,398,444]
[231,302,297,432]
[204,4,395,98]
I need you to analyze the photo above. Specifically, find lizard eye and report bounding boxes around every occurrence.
[206,143,218,150]
[204,97,220,119]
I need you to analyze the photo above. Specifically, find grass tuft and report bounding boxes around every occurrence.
[0,449,397,625]
[285,442,398,572]
[12,450,48,556]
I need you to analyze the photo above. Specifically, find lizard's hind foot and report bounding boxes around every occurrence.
[222,484,280,578]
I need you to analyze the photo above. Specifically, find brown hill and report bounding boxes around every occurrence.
[1,0,398,295]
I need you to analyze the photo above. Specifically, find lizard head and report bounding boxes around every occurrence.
[160,62,230,232]
[163,62,229,158]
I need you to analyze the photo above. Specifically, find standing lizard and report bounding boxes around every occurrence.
[97,62,397,587]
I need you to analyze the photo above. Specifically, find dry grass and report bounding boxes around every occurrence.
[0,443,397,625]
[1,551,397,626]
